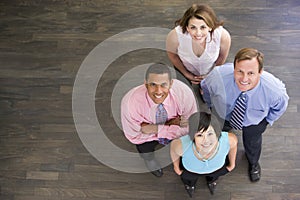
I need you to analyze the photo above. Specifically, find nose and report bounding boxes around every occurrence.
[196,28,202,36]
[241,74,248,82]
[202,135,207,142]
[155,85,163,93]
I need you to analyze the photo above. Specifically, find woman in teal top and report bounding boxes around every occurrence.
[170,112,238,197]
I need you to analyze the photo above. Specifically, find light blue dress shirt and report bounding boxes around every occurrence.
[201,63,289,126]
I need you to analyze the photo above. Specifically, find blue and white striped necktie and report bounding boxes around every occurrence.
[230,92,247,130]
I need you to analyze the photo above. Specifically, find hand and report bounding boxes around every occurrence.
[179,116,188,127]
[226,164,235,172]
[184,72,203,84]
[199,87,204,95]
[191,80,201,85]
[165,116,188,127]
[174,167,183,175]
[140,122,149,127]
[191,75,207,85]
[140,122,158,134]
[165,116,180,126]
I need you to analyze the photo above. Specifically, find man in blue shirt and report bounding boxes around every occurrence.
[201,48,289,182]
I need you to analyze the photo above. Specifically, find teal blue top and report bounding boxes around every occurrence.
[180,132,230,174]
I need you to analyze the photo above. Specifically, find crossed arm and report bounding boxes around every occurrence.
[140,115,188,134]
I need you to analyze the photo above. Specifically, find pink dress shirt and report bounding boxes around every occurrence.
[121,79,197,144]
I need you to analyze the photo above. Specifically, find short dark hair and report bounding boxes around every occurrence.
[145,62,172,81]
[188,111,222,140]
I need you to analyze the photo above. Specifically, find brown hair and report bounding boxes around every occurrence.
[175,4,224,36]
[234,48,264,72]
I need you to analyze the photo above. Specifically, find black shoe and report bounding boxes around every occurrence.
[150,168,163,177]
[144,159,163,177]
[249,163,261,182]
[207,181,217,195]
[184,185,195,198]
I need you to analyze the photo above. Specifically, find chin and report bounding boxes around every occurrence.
[152,99,164,104]
[194,37,205,42]
[238,85,250,91]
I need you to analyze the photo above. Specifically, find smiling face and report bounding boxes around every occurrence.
[186,17,211,43]
[194,125,218,153]
[234,57,262,92]
[145,73,173,104]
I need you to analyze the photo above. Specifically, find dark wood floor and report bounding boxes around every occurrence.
[1,0,300,199]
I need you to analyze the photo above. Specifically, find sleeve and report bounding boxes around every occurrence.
[201,67,223,108]
[201,79,212,107]
[121,89,156,144]
[266,88,289,125]
[201,64,231,119]
[157,81,198,139]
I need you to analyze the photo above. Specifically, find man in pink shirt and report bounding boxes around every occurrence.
[121,63,197,177]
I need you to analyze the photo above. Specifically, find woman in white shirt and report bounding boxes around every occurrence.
[166,4,231,85]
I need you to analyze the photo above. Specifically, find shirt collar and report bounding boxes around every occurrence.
[243,79,261,97]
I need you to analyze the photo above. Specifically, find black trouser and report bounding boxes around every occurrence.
[242,118,268,165]
[180,157,229,187]
[223,118,268,165]
[136,141,159,160]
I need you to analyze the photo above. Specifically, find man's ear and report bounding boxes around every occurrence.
[259,68,264,74]
[170,79,174,88]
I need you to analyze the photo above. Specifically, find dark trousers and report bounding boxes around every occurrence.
[242,118,268,165]
[180,157,229,187]
[223,118,268,165]
[136,141,159,160]
[174,67,204,106]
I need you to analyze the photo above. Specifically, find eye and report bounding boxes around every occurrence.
[208,132,214,136]
[236,70,243,74]
[248,72,255,76]
[200,25,207,30]
[161,83,168,88]
[149,83,156,87]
